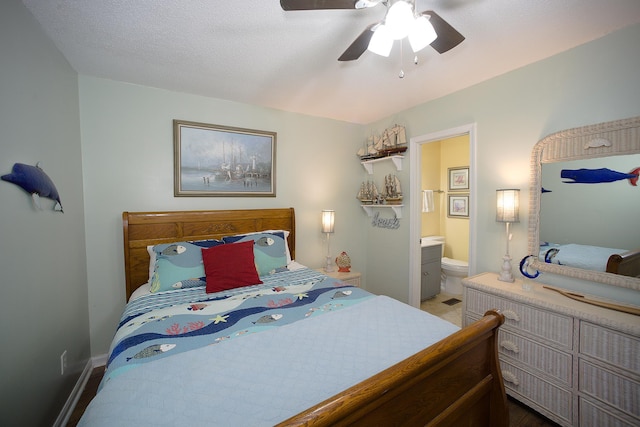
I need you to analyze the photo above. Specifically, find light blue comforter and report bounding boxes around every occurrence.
[539,242,626,271]
[81,268,459,426]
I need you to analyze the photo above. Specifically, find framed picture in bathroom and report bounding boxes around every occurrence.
[448,194,469,218]
[448,166,469,191]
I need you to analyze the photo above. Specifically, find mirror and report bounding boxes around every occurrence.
[527,115,640,291]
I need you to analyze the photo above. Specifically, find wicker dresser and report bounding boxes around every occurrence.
[463,272,640,427]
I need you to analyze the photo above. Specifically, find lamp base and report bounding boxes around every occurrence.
[324,255,334,273]
[498,254,515,283]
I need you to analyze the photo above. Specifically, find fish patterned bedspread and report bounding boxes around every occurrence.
[81,267,460,426]
[100,267,373,389]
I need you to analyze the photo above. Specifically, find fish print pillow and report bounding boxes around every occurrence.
[150,239,224,293]
[222,231,288,276]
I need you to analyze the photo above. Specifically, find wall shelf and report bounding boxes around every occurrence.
[361,204,403,218]
[361,155,403,174]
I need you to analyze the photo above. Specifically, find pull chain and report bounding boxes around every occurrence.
[399,40,405,78]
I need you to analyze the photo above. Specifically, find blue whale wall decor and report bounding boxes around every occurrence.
[1,162,63,212]
[560,167,639,185]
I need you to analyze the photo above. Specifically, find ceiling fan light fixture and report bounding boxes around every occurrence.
[385,0,414,40]
[368,24,393,57]
[408,15,438,52]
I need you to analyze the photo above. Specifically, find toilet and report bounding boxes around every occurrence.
[422,236,468,295]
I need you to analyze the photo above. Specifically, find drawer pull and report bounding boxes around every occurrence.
[502,309,520,322]
[502,370,520,386]
[500,340,520,353]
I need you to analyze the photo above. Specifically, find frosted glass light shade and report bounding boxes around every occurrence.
[321,210,335,233]
[409,15,437,52]
[496,189,520,223]
[385,0,414,40]
[368,25,393,57]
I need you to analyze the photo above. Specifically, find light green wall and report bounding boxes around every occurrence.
[79,78,366,355]
[364,23,640,302]
[0,1,88,425]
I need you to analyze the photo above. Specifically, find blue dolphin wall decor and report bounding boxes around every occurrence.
[560,167,639,186]
[1,162,63,212]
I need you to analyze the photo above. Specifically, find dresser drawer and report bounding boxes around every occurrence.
[500,359,572,425]
[579,359,640,418]
[498,329,572,386]
[580,397,639,427]
[580,322,640,375]
[466,288,573,349]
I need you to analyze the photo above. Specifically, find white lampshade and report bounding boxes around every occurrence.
[496,189,520,223]
[385,0,414,40]
[321,210,335,233]
[408,15,437,52]
[368,24,394,57]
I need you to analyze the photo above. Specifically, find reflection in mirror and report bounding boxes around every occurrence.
[528,116,640,290]
[539,154,640,274]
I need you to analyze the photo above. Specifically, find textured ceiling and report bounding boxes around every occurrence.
[21,0,640,124]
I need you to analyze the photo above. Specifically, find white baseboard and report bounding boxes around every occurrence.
[53,360,93,427]
[92,353,108,368]
[53,353,108,427]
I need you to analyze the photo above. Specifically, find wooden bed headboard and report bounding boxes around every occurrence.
[122,208,296,300]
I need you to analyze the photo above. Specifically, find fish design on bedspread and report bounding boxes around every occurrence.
[99,268,373,390]
[126,344,176,361]
[561,167,639,185]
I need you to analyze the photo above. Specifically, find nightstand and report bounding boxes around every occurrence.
[316,269,361,287]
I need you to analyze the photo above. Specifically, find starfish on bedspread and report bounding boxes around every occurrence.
[211,314,229,324]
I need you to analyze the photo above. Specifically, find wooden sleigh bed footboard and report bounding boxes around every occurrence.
[607,248,640,278]
[279,310,508,427]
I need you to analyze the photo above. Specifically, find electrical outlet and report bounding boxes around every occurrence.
[60,350,67,375]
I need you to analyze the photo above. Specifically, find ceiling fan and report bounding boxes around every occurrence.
[280,0,465,61]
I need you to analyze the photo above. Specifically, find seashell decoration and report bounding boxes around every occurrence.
[335,251,352,272]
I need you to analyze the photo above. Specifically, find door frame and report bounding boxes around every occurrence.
[408,123,477,307]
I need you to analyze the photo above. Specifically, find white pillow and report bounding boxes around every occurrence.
[129,282,151,302]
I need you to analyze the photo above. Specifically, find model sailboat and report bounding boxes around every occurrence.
[383,174,403,204]
[357,124,407,160]
[356,180,380,204]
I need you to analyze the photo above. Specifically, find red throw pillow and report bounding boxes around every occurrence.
[202,240,263,293]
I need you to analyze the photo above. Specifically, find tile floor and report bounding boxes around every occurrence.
[420,291,463,327]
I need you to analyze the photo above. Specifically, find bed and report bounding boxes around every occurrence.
[540,242,640,277]
[79,208,508,426]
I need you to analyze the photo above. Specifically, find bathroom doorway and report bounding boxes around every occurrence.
[408,124,477,307]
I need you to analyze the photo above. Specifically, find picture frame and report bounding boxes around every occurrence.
[448,194,469,218]
[448,166,469,191]
[174,120,276,197]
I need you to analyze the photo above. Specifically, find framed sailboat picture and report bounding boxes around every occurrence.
[173,120,276,197]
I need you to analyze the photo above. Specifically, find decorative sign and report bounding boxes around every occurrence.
[371,212,400,229]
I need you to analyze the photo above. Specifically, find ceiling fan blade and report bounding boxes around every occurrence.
[422,10,465,54]
[338,23,377,61]
[280,0,358,10]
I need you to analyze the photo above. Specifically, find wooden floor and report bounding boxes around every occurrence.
[67,365,560,427]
